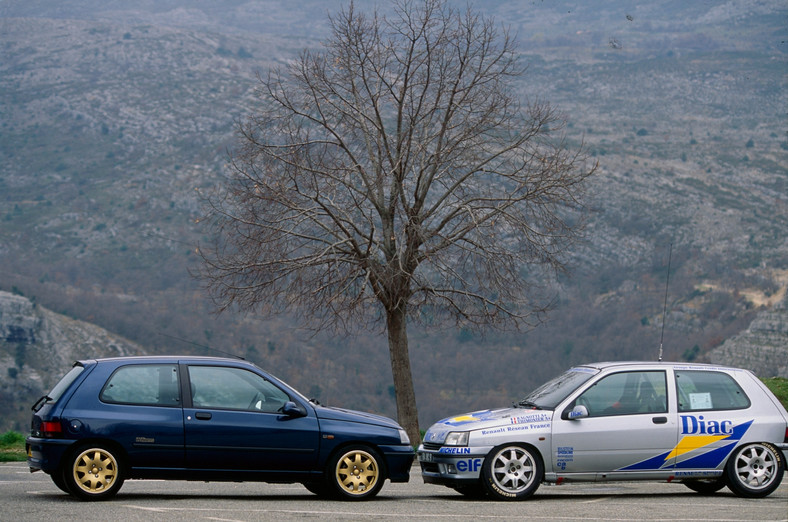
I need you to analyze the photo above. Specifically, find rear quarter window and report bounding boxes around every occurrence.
[48,364,85,402]
[100,364,180,406]
[675,370,750,411]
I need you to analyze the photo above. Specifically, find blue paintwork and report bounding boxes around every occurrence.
[27,356,413,487]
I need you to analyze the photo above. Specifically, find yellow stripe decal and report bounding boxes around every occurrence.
[666,434,727,460]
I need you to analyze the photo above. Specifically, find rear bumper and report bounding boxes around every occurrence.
[775,442,788,461]
[26,436,74,474]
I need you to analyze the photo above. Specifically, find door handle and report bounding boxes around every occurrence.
[652,416,667,424]
[195,412,212,420]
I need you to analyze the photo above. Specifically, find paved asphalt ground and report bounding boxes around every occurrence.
[3,462,786,521]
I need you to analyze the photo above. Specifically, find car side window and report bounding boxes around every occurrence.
[100,364,180,406]
[575,371,667,417]
[675,370,750,411]
[188,366,290,413]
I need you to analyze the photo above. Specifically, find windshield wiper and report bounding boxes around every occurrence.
[516,400,541,409]
[31,395,53,412]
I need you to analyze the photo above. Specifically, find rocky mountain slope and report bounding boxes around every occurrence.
[710,293,788,378]
[1,0,786,430]
[0,290,144,431]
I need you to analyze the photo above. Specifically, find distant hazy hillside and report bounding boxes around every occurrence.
[0,290,144,431]
[710,293,788,378]
[1,0,786,429]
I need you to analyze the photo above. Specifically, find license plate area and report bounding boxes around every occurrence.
[419,451,435,463]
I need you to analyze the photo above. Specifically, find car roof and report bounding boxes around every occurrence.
[83,355,249,365]
[577,361,744,372]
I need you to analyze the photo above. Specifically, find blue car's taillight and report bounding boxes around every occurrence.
[39,420,63,438]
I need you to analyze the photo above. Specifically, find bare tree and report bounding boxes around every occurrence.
[199,0,596,444]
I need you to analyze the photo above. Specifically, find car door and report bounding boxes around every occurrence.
[97,363,185,469]
[551,370,677,477]
[182,364,320,473]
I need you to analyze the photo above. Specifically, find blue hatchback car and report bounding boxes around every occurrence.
[26,356,414,500]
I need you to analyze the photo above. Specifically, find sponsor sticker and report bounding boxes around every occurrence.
[439,447,471,454]
[510,412,551,425]
[556,446,573,470]
[456,458,482,473]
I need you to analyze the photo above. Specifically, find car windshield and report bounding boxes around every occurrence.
[517,367,598,409]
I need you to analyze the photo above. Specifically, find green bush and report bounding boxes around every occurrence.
[762,377,788,410]
[0,431,26,462]
[0,431,24,445]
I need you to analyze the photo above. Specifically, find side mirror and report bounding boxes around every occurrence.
[567,405,588,420]
[281,401,306,417]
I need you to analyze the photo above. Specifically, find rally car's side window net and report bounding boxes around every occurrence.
[675,370,750,412]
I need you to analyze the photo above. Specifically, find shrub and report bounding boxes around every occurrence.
[762,377,788,410]
[0,431,24,446]
[0,431,26,462]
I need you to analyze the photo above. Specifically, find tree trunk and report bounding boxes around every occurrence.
[386,305,420,445]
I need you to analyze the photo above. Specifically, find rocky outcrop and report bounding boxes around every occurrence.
[708,296,788,378]
[0,291,145,432]
[0,292,40,345]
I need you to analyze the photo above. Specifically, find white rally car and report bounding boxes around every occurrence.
[418,362,788,500]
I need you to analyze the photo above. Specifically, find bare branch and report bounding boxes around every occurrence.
[197,0,596,442]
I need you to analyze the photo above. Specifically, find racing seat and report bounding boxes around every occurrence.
[637,380,665,412]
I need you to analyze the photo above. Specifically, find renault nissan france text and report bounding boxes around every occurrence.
[418,362,788,500]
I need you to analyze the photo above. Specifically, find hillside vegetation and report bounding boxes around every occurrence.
[1,0,786,430]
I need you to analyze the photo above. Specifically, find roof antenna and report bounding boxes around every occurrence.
[659,242,673,362]
[158,332,245,360]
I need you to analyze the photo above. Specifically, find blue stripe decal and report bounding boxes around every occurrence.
[617,418,753,472]
[674,442,737,469]
[619,450,673,471]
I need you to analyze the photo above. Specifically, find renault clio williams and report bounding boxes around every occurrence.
[27,356,414,501]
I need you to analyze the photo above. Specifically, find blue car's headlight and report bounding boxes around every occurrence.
[398,429,410,445]
[443,431,469,446]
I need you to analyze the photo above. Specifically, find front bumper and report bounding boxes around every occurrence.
[381,444,416,482]
[417,446,489,487]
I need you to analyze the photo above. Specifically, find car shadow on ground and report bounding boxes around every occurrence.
[33,489,742,503]
[34,489,408,503]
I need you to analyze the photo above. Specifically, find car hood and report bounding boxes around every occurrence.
[314,404,403,429]
[423,407,553,444]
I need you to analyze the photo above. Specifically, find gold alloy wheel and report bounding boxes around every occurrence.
[72,447,119,495]
[334,449,379,496]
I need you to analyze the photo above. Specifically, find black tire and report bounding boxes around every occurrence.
[326,445,386,500]
[683,477,726,495]
[303,482,331,497]
[481,444,543,501]
[725,442,784,498]
[63,444,125,501]
[50,469,71,494]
